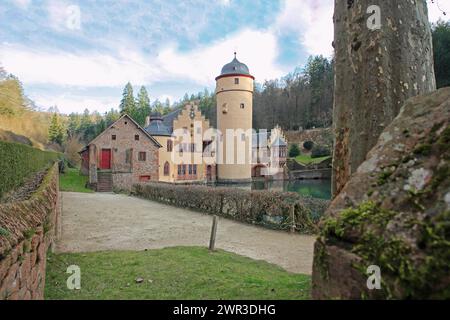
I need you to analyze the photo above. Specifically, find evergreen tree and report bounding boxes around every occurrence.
[288,144,300,158]
[432,20,450,89]
[136,86,151,125]
[48,113,64,145]
[105,108,120,126]
[119,82,137,118]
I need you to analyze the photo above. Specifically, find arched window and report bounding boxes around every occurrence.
[167,139,173,152]
[164,162,170,176]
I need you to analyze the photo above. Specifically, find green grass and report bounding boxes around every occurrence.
[294,154,331,165]
[45,247,311,300]
[59,167,93,193]
[0,140,60,198]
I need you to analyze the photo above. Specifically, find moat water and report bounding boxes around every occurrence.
[215,179,332,200]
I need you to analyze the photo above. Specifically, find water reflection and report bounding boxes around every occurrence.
[214,179,332,200]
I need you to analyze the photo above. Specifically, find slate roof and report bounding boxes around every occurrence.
[220,53,251,76]
[144,116,172,137]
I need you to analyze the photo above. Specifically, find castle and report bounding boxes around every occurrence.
[80,54,287,191]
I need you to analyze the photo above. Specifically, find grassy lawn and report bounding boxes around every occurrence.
[294,154,331,165]
[45,247,311,300]
[59,167,93,193]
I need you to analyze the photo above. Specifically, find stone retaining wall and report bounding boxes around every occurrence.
[0,163,60,300]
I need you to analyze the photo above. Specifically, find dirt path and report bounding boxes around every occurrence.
[57,192,316,275]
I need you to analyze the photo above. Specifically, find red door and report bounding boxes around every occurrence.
[100,149,111,169]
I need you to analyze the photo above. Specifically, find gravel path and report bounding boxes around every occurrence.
[57,192,316,275]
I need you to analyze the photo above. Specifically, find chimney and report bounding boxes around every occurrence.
[145,116,150,127]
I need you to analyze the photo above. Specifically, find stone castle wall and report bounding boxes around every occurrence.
[0,163,60,300]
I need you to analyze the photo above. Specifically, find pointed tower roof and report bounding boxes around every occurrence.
[220,52,251,76]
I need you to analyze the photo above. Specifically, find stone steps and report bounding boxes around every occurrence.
[97,172,112,192]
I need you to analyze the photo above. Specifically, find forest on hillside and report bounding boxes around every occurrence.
[0,20,449,165]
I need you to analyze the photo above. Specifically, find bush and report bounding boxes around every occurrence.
[0,141,61,198]
[133,183,329,234]
[289,144,300,158]
[311,145,331,158]
[303,140,314,151]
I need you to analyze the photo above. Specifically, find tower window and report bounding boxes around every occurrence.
[138,152,146,161]
[240,103,245,109]
[112,135,116,140]
[234,78,239,85]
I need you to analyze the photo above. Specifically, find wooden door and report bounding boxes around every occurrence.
[100,149,111,170]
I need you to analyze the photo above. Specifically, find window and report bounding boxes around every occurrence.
[164,162,170,176]
[222,103,228,114]
[188,165,192,175]
[235,78,239,85]
[135,134,139,141]
[240,103,245,109]
[112,135,116,140]
[178,165,182,175]
[167,139,173,152]
[125,121,128,125]
[139,175,151,182]
[125,149,132,164]
[138,152,146,161]
[182,165,186,175]
[241,133,246,141]
[193,164,197,175]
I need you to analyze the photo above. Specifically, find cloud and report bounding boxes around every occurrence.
[0,43,161,87]
[0,27,283,88]
[157,29,285,85]
[275,0,334,57]
[218,0,231,6]
[12,0,32,9]
[33,92,120,114]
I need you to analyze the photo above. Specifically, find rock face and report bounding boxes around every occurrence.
[312,88,450,299]
[332,0,436,195]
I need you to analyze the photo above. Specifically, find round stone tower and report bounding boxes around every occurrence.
[215,53,254,183]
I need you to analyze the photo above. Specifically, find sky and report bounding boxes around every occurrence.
[0,0,448,114]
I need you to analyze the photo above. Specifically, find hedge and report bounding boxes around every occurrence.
[133,183,330,234]
[0,141,61,198]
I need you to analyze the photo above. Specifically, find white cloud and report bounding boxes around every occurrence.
[34,93,119,114]
[275,0,334,57]
[218,0,231,6]
[0,27,283,88]
[0,43,162,87]
[158,29,285,84]
[12,0,31,10]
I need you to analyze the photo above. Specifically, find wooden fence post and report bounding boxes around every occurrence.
[290,205,296,233]
[209,215,218,251]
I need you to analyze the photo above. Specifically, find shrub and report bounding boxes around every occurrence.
[303,140,314,151]
[133,183,329,234]
[311,145,331,158]
[289,144,301,158]
[0,141,61,198]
